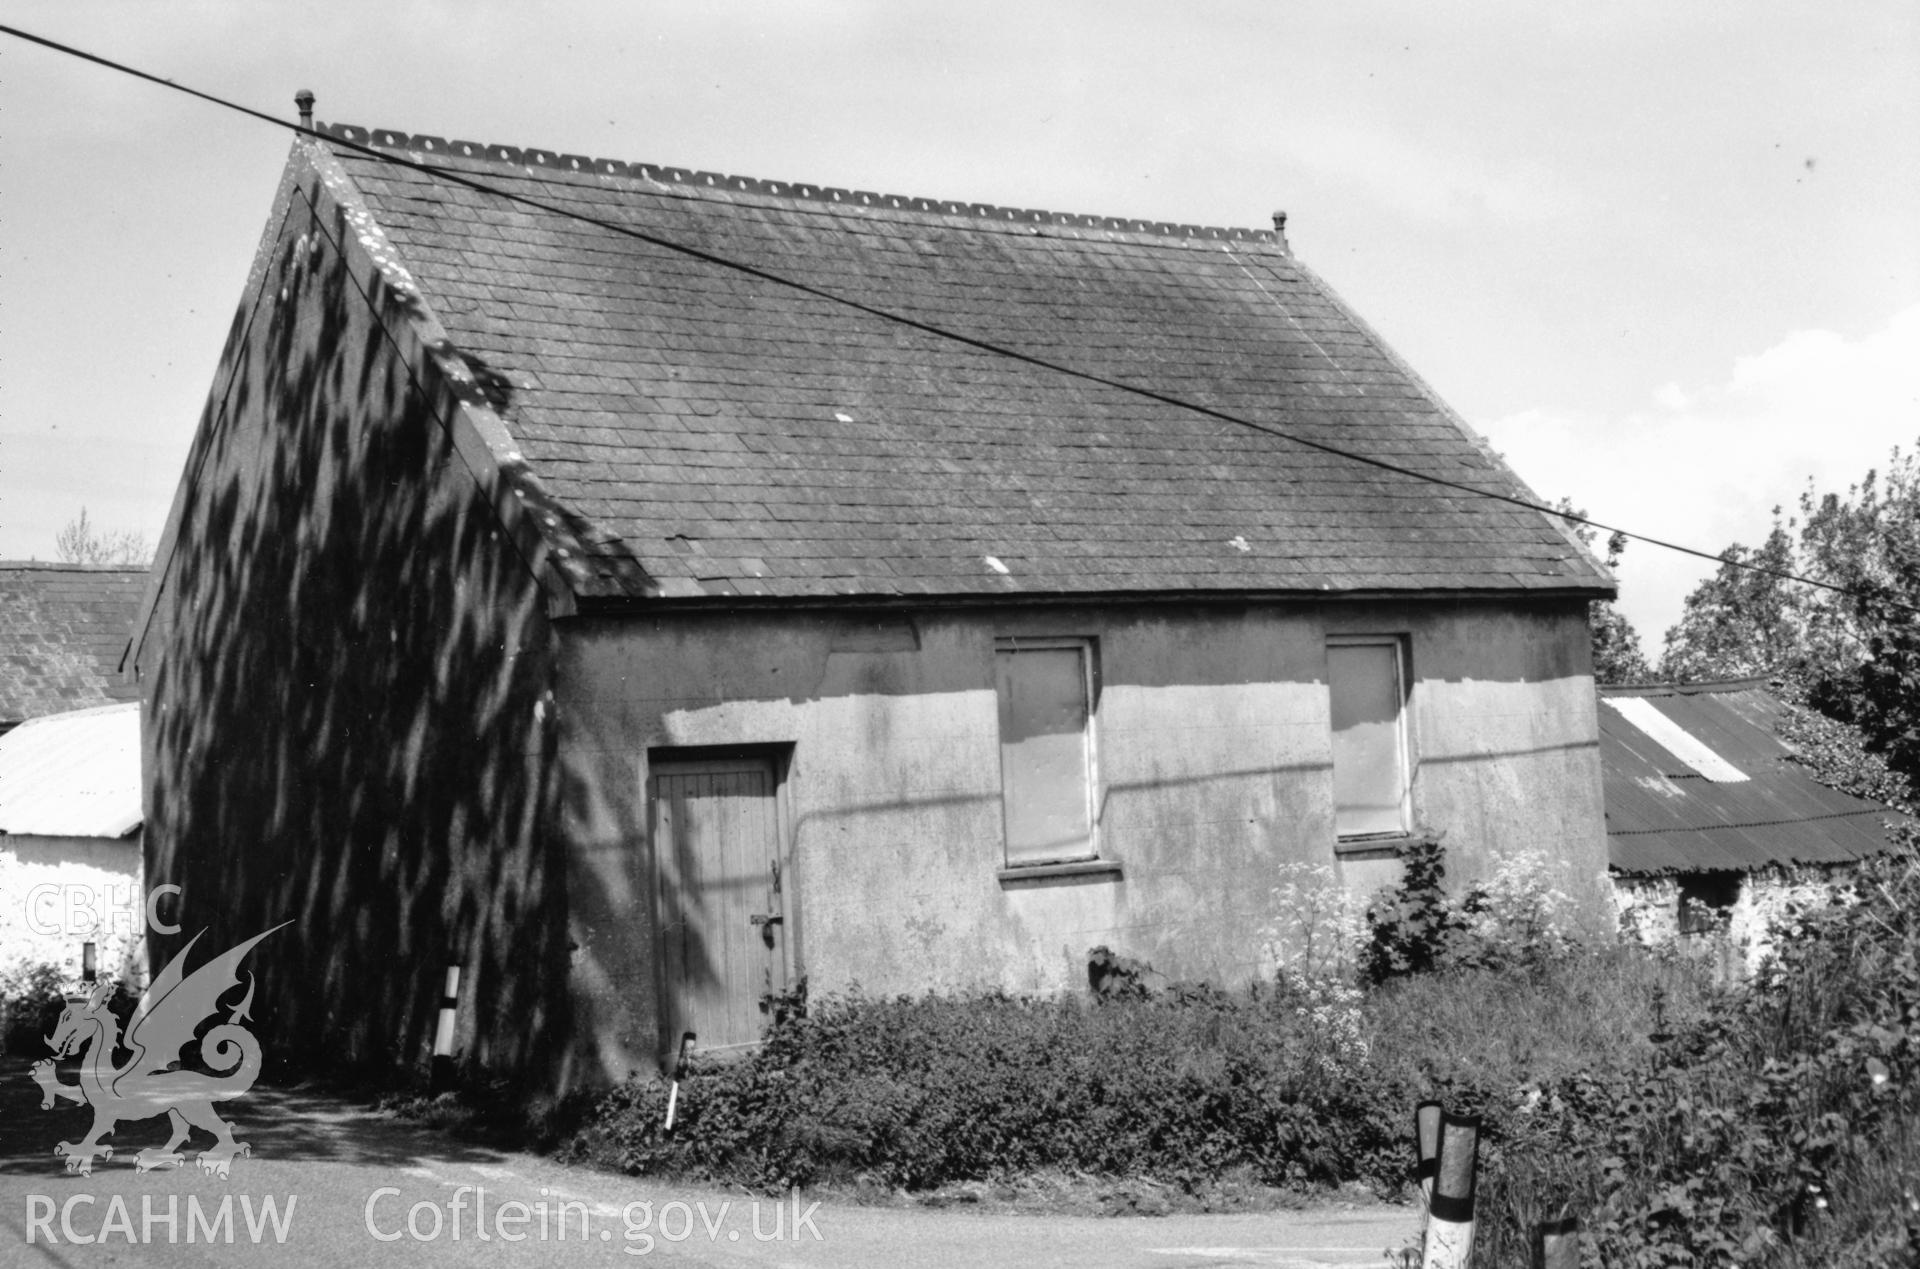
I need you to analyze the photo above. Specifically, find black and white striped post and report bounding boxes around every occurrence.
[1532,1215,1579,1269]
[430,963,461,1093]
[1414,1100,1443,1208]
[1421,1111,1481,1268]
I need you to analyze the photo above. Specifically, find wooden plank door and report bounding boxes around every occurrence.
[650,756,787,1056]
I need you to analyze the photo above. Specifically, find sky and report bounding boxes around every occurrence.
[3,2,1917,649]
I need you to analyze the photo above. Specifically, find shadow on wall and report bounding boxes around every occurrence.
[139,175,571,1085]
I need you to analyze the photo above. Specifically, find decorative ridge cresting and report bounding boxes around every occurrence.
[319,122,1283,247]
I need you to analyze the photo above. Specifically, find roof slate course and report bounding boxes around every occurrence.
[0,563,145,724]
[319,125,1612,603]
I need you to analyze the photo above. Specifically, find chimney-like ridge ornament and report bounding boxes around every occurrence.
[295,90,315,130]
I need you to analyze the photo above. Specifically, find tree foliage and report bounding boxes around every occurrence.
[1552,499,1652,685]
[1801,545,1920,788]
[1660,446,1920,786]
[1658,524,1811,683]
[1776,694,1914,815]
[54,507,150,567]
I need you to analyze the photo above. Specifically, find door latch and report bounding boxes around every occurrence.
[749,913,783,927]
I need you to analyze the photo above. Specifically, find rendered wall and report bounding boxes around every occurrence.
[555,597,1610,1083]
[0,836,144,984]
[133,148,564,1082]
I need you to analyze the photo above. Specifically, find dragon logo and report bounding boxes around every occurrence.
[30,923,287,1178]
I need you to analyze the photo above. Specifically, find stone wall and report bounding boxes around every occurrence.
[1613,863,1861,975]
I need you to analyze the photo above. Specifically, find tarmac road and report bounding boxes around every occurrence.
[0,1070,1419,1267]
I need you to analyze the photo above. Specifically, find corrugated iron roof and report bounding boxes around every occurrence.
[0,702,142,838]
[1600,679,1907,875]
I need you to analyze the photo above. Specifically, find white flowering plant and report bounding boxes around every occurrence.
[1449,848,1582,970]
[1258,861,1370,1070]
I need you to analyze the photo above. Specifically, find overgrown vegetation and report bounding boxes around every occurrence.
[1776,692,1914,814]
[551,841,1916,1264]
[0,962,137,1055]
[1469,848,1920,1267]
[574,983,1402,1195]
[565,849,1654,1199]
[1,963,76,1056]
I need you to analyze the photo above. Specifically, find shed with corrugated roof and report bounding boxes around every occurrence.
[1600,678,1908,954]
[0,702,144,982]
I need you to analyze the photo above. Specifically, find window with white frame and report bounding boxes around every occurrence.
[994,638,1098,866]
[1327,636,1412,839]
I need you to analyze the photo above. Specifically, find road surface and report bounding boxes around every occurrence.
[0,1065,1419,1267]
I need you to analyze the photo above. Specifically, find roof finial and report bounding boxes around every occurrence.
[1270,209,1291,256]
[295,90,315,130]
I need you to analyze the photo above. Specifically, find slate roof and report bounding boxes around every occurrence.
[0,563,145,725]
[0,702,142,837]
[1600,680,1907,875]
[315,124,1613,604]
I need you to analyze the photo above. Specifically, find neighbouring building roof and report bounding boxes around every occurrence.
[301,124,1613,605]
[0,702,142,838]
[0,563,145,726]
[1600,679,1907,875]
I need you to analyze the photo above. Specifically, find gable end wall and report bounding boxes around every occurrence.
[133,146,565,1085]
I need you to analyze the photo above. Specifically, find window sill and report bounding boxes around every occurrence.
[1334,832,1434,862]
[997,858,1123,885]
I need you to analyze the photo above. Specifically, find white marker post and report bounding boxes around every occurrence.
[1421,1111,1480,1269]
[430,964,461,1092]
[663,1031,696,1132]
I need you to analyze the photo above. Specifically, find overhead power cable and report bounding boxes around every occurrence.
[4,22,1908,614]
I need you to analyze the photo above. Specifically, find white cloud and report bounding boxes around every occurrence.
[1480,303,1920,650]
